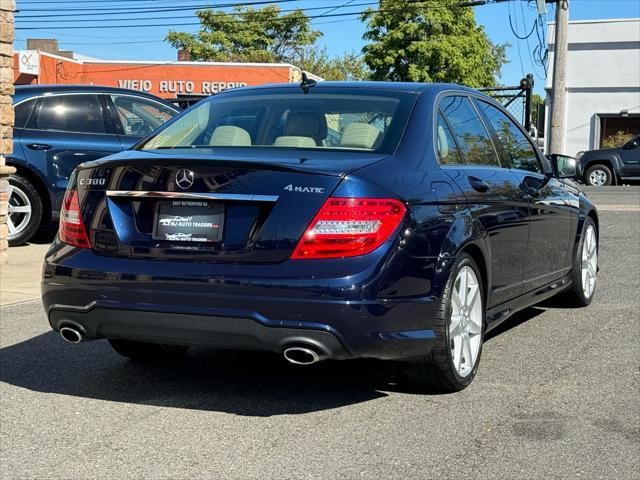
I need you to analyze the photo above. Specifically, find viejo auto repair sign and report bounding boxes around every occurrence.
[117,79,247,95]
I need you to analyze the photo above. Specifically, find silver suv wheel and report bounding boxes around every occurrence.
[7,184,33,240]
[588,168,608,186]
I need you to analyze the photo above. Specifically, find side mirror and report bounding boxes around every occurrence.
[547,154,578,179]
[623,140,639,150]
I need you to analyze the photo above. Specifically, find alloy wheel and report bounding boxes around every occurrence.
[7,184,32,240]
[589,169,608,186]
[449,266,483,377]
[581,224,597,299]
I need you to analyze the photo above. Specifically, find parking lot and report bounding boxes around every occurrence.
[0,186,638,479]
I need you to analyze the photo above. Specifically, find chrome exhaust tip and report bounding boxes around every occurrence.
[283,346,321,365]
[59,326,84,344]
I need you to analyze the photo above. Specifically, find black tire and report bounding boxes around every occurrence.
[584,164,613,187]
[7,174,43,246]
[108,339,189,362]
[401,253,485,392]
[558,217,598,307]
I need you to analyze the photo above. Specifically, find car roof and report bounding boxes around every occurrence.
[13,84,177,107]
[219,80,480,95]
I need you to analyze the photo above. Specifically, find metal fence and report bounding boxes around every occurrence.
[478,74,534,132]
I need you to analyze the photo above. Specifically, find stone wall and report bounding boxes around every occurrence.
[0,0,16,264]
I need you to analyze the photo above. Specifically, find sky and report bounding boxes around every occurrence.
[13,0,640,95]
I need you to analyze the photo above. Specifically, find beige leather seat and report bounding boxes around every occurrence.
[209,126,251,146]
[339,123,381,149]
[274,136,317,148]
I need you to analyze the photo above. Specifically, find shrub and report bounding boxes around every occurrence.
[601,131,634,149]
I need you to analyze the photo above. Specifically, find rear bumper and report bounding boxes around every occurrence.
[49,307,350,359]
[42,241,443,360]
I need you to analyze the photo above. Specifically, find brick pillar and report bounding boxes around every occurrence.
[0,0,16,264]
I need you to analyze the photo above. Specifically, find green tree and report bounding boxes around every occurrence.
[166,5,322,63]
[531,94,544,128]
[302,46,369,80]
[361,0,507,86]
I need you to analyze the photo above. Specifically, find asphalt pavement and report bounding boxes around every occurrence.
[0,187,638,479]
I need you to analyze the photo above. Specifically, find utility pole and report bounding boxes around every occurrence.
[548,0,569,155]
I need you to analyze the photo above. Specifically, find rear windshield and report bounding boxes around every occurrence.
[138,88,417,154]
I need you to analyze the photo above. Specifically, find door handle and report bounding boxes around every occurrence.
[468,176,490,192]
[27,143,52,151]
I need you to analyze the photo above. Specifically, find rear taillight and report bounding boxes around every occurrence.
[59,189,90,248]
[291,198,406,259]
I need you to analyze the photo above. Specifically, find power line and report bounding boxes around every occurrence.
[15,0,504,30]
[519,0,545,79]
[16,10,371,46]
[18,0,184,3]
[317,0,357,17]
[16,38,167,46]
[16,2,376,24]
[508,10,536,39]
[16,16,367,46]
[508,1,526,77]
[15,11,370,30]
[15,0,296,14]
[505,0,549,80]
[16,0,506,16]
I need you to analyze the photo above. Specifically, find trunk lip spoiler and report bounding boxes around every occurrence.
[106,190,279,202]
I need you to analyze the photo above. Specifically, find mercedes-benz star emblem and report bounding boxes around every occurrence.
[175,169,194,190]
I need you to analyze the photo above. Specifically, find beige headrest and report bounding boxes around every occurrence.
[274,136,317,148]
[210,126,251,146]
[339,123,381,149]
[437,125,449,159]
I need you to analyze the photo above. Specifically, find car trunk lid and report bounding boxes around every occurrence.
[75,149,388,263]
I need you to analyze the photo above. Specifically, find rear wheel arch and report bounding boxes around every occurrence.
[561,215,598,307]
[587,209,599,241]
[6,163,52,223]
[459,242,489,312]
[571,206,599,265]
[437,214,490,306]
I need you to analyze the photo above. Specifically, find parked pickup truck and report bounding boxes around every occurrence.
[578,133,640,186]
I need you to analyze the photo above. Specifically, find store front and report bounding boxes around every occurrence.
[13,49,311,100]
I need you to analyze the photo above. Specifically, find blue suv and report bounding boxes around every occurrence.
[7,85,179,245]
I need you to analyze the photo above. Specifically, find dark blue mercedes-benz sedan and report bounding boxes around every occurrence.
[41,82,599,391]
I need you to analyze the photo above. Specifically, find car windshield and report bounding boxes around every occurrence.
[138,88,418,155]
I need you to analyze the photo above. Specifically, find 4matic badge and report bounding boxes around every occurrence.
[284,184,325,194]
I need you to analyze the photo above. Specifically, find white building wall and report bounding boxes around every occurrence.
[545,18,640,156]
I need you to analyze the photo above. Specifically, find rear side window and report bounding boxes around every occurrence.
[440,96,501,167]
[34,94,106,134]
[478,101,542,174]
[14,98,37,128]
[436,112,464,165]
